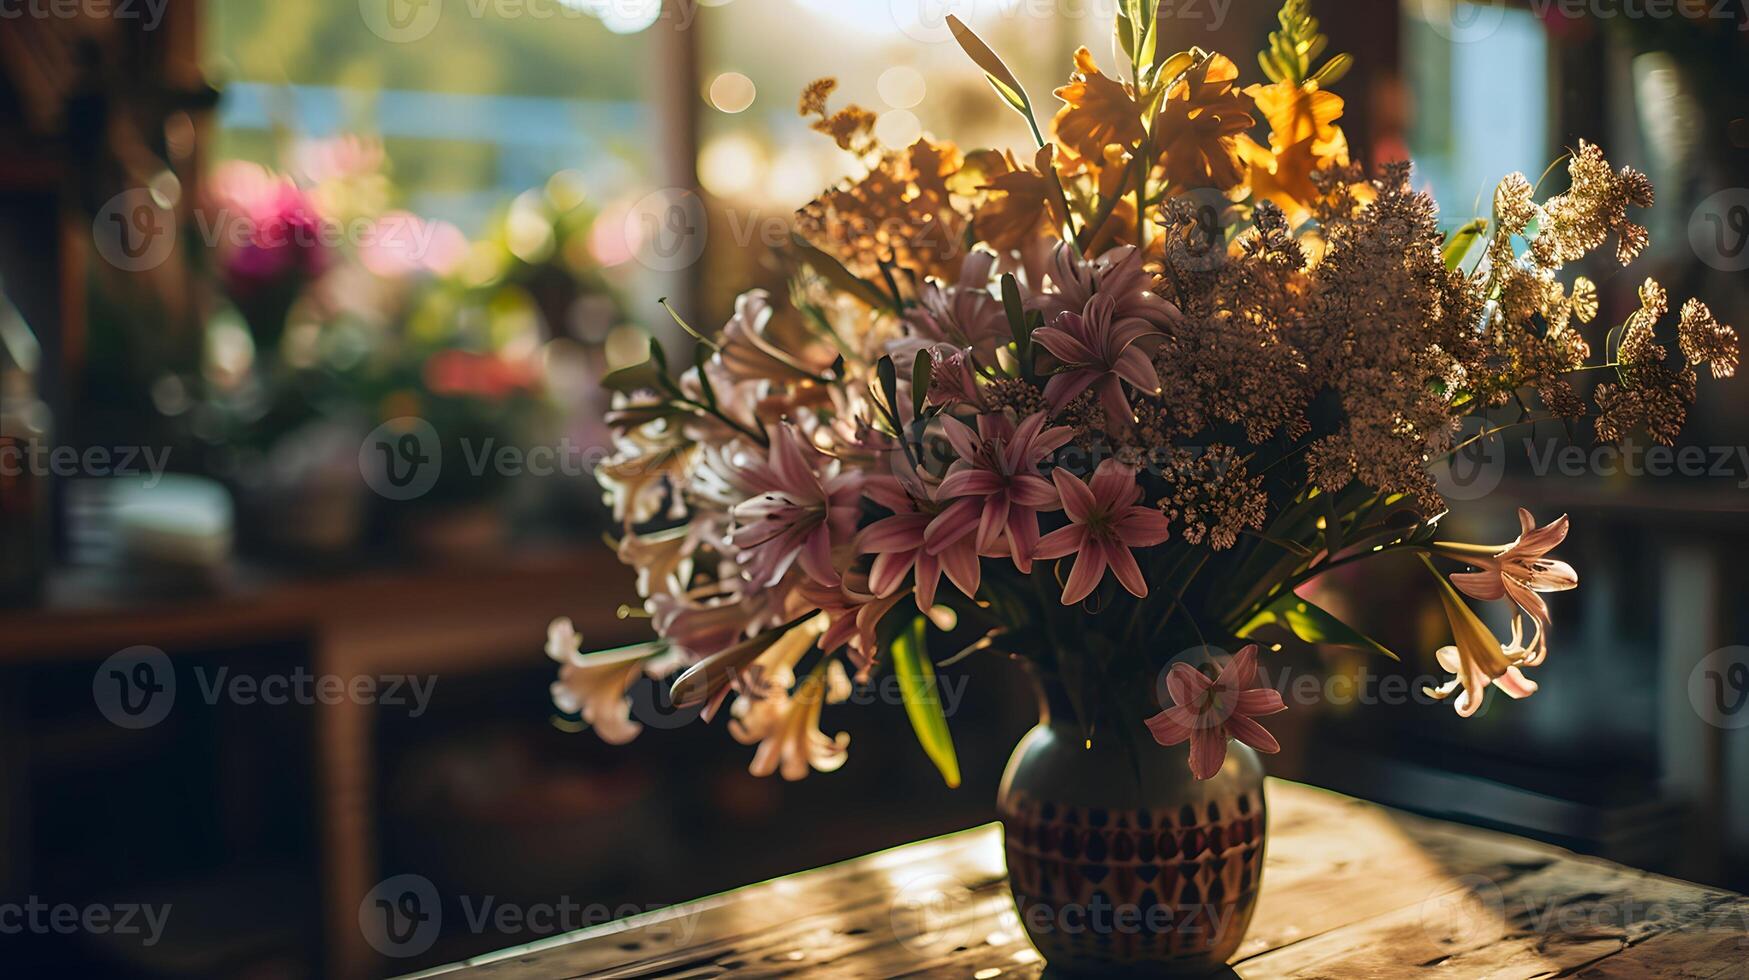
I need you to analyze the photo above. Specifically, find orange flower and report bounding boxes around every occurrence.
[1078,145,1138,252]
[1153,54,1255,192]
[795,136,971,280]
[1238,79,1352,221]
[973,146,1065,253]
[1051,47,1144,163]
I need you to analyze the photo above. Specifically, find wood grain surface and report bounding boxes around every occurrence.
[410,778,1749,979]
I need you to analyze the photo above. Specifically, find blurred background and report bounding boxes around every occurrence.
[1,0,1746,976]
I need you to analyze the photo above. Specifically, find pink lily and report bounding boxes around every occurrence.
[1146,645,1287,780]
[904,250,1009,364]
[1028,242,1182,333]
[1423,554,1540,717]
[1424,618,1540,718]
[647,578,774,659]
[797,573,904,682]
[925,412,1073,573]
[729,424,863,588]
[1031,293,1164,423]
[728,663,852,781]
[923,344,986,411]
[1033,460,1171,604]
[546,618,651,746]
[1437,508,1577,666]
[1420,556,1546,717]
[857,476,982,611]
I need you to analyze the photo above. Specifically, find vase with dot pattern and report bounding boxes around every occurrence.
[996,666,1266,976]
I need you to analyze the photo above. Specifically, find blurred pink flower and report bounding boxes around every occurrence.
[290,134,386,184]
[1034,460,1170,604]
[799,574,903,682]
[546,618,647,745]
[924,412,1071,573]
[1146,644,1286,779]
[730,424,863,588]
[359,212,468,278]
[1032,293,1164,423]
[203,161,331,294]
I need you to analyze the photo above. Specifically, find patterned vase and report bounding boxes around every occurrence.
[996,669,1266,977]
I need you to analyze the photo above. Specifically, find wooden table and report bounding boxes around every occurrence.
[0,546,644,980]
[412,778,1748,979]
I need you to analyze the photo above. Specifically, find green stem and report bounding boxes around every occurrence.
[1222,542,1426,636]
[669,390,766,445]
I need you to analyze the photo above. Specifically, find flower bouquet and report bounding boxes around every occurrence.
[549,1,1736,971]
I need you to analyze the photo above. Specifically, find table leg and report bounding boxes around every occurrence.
[316,634,377,980]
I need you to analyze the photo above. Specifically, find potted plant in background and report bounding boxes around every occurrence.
[195,145,633,563]
[196,145,459,562]
[545,2,1738,973]
[369,174,633,557]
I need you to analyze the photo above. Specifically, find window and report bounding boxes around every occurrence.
[1404,0,1550,220]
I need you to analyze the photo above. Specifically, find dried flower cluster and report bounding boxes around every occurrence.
[554,1,1734,782]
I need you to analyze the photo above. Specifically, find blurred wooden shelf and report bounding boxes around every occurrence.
[0,545,641,665]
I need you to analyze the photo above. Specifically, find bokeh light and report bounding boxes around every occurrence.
[699,133,765,197]
[874,109,922,149]
[877,66,926,109]
[708,72,757,113]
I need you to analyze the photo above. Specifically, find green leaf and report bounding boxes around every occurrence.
[601,340,667,393]
[1237,593,1400,661]
[692,343,717,410]
[874,354,900,420]
[1122,0,1156,71]
[911,348,932,417]
[1000,273,1032,367]
[1309,52,1352,87]
[788,233,894,310]
[891,616,962,788]
[946,14,1032,119]
[1320,491,1345,557]
[1443,218,1488,270]
[1158,49,1196,87]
